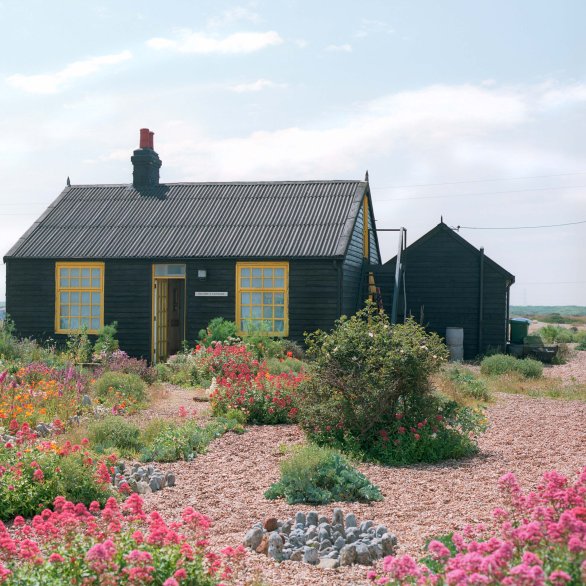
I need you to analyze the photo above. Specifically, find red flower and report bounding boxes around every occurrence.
[33,469,44,482]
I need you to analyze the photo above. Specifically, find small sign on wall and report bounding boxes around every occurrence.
[194,292,228,297]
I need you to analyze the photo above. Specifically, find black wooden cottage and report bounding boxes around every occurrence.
[4,129,380,362]
[371,222,514,359]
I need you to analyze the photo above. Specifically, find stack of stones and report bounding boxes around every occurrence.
[111,462,176,494]
[244,508,397,568]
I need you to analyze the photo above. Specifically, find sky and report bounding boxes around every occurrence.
[0,0,585,305]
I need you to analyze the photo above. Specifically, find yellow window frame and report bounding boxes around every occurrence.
[235,261,289,337]
[55,262,105,334]
[363,195,369,259]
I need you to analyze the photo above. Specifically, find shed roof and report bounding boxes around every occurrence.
[385,222,515,283]
[5,180,367,260]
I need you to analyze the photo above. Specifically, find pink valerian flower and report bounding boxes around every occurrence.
[32,469,44,482]
[163,579,179,586]
[48,553,65,563]
[373,467,586,586]
[86,539,117,562]
[0,563,12,581]
[174,568,188,580]
[548,569,572,585]
[428,539,451,560]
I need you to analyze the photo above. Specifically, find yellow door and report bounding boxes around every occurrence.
[154,278,168,364]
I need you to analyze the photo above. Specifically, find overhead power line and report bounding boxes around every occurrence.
[375,184,586,202]
[456,219,586,230]
[375,171,586,190]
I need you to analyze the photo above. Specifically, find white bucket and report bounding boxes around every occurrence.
[445,327,464,346]
[448,345,464,362]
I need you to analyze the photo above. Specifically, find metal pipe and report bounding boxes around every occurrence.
[391,227,405,324]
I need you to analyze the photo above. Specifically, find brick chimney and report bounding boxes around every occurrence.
[131,128,162,188]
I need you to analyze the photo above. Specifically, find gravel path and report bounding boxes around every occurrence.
[142,393,586,586]
[543,348,586,383]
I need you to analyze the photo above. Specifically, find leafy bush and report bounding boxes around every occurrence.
[265,356,305,375]
[265,444,382,504]
[577,341,586,351]
[371,467,586,585]
[66,327,93,363]
[58,452,116,506]
[0,318,64,367]
[365,397,487,465]
[445,366,491,401]
[537,324,579,343]
[210,365,304,425]
[140,416,244,462]
[92,321,119,356]
[481,354,543,378]
[92,371,147,407]
[88,416,143,456]
[0,438,113,520]
[515,357,544,378]
[241,322,286,360]
[162,352,212,388]
[94,349,157,383]
[281,339,305,360]
[0,494,236,585]
[1,364,88,426]
[197,317,238,346]
[296,304,475,464]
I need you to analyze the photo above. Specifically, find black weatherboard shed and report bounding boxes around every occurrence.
[4,129,381,362]
[375,222,515,359]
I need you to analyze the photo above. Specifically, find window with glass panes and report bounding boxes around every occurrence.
[55,262,104,333]
[236,262,288,335]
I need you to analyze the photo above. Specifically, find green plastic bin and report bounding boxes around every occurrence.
[509,318,530,344]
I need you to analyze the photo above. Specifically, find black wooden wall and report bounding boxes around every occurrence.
[378,227,512,359]
[6,257,342,360]
[341,198,380,316]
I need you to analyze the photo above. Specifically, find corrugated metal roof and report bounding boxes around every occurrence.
[5,181,367,259]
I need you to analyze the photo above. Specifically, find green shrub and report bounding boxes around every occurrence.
[58,453,113,506]
[66,327,92,363]
[515,357,544,378]
[87,416,143,455]
[0,446,112,520]
[241,321,285,360]
[162,353,212,388]
[265,444,382,504]
[281,339,305,360]
[92,371,147,405]
[446,366,491,401]
[265,356,305,375]
[140,417,244,462]
[0,317,65,366]
[298,304,465,464]
[577,341,586,351]
[480,354,543,378]
[537,324,578,344]
[197,317,238,345]
[93,322,119,356]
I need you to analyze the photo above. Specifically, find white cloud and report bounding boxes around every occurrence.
[206,5,260,28]
[293,38,309,49]
[147,29,283,54]
[6,51,132,94]
[229,78,287,93]
[158,82,586,190]
[354,18,394,38]
[325,43,352,53]
[539,83,586,108]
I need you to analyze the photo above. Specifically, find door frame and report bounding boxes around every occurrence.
[151,265,187,364]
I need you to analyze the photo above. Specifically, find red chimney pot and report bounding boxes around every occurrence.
[148,131,154,150]
[139,128,150,149]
